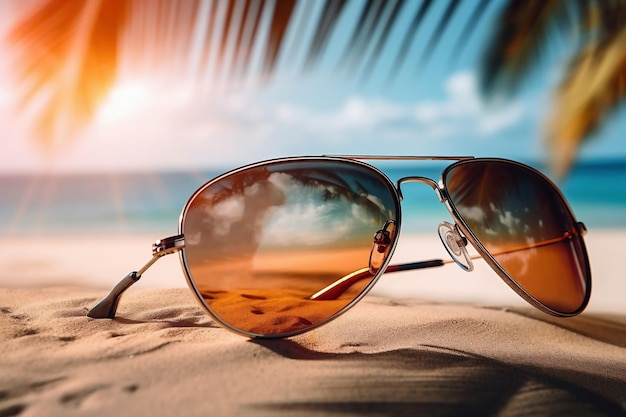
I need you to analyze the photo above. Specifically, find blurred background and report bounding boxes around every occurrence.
[0,1,624,290]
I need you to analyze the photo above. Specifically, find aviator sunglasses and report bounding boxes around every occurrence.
[88,156,591,338]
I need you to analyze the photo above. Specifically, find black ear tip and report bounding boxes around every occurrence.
[86,272,139,319]
[87,299,118,319]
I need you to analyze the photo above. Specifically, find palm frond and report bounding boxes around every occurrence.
[449,0,491,65]
[479,0,576,97]
[388,0,434,81]
[357,0,404,83]
[547,25,626,176]
[303,0,349,69]
[6,0,493,148]
[261,0,297,76]
[420,0,461,63]
[478,0,626,174]
[8,0,129,147]
[7,0,625,175]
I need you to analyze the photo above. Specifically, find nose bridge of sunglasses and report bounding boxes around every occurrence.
[437,222,474,272]
[396,177,445,202]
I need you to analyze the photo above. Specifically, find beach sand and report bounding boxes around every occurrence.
[1,231,625,416]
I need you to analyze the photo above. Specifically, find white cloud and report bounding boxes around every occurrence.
[478,104,525,134]
[269,71,525,143]
[276,96,410,133]
[412,72,482,122]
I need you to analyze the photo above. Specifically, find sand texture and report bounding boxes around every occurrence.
[1,286,625,417]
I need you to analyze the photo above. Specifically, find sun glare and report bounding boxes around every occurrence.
[95,81,150,124]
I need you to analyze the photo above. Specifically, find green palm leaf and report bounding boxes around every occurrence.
[479,0,626,173]
[479,0,576,96]
[547,25,626,176]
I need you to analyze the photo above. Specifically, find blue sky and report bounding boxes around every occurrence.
[1,0,625,174]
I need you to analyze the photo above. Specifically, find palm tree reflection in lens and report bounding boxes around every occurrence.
[181,161,399,336]
[443,161,590,314]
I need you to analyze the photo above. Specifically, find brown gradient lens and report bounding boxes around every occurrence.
[180,159,400,337]
[443,160,590,315]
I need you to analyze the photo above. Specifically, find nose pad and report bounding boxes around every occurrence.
[438,221,474,272]
[369,220,397,274]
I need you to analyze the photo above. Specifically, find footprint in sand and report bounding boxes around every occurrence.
[0,403,26,417]
[0,378,66,417]
[2,310,39,339]
[0,379,142,416]
[60,385,108,408]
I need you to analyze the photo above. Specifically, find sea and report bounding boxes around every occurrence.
[1,159,625,237]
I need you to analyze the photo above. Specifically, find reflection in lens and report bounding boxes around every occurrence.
[444,160,590,314]
[181,160,399,336]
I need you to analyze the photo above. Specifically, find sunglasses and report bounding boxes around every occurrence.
[88,156,591,338]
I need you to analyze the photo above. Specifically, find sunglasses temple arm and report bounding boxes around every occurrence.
[310,259,445,300]
[310,228,583,301]
[87,235,185,319]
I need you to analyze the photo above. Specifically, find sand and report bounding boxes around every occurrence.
[1,231,625,416]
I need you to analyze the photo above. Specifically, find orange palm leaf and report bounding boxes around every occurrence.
[9,0,129,148]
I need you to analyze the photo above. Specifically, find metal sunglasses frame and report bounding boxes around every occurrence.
[88,155,591,337]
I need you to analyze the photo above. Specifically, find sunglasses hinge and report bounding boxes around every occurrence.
[152,234,185,257]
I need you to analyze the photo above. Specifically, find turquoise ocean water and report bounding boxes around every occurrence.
[1,159,625,237]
